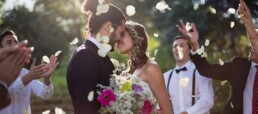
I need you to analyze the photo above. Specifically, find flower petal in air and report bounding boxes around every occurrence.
[43,55,50,64]
[69,38,78,45]
[54,50,62,57]
[88,91,94,102]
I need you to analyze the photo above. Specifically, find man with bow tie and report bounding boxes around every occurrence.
[163,35,214,114]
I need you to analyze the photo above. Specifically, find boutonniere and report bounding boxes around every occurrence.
[96,33,112,57]
[96,0,109,16]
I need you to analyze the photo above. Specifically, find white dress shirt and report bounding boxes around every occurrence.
[244,62,257,114]
[164,61,214,114]
[0,68,53,114]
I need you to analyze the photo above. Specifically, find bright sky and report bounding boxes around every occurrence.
[3,0,35,11]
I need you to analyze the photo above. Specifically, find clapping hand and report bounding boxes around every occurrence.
[176,20,199,51]
[41,55,59,85]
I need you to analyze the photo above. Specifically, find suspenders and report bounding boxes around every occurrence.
[167,68,197,105]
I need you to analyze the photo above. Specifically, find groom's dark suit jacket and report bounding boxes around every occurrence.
[190,54,251,114]
[0,83,11,109]
[67,40,114,114]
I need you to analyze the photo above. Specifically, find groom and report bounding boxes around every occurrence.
[66,1,126,113]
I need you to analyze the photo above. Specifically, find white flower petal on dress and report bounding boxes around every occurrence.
[54,50,62,57]
[196,45,204,55]
[185,22,192,32]
[205,39,210,46]
[69,38,78,45]
[177,46,184,60]
[126,5,136,16]
[219,59,224,66]
[42,110,50,114]
[96,4,109,16]
[179,77,189,88]
[101,35,110,43]
[55,107,66,114]
[43,55,50,64]
[88,91,94,102]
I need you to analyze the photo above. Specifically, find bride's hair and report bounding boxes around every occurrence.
[82,0,126,35]
[126,21,149,74]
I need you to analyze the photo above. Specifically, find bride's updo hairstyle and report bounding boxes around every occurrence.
[82,0,126,34]
[126,21,149,74]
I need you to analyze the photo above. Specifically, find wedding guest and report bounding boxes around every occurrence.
[0,30,58,114]
[164,35,214,114]
[0,41,33,109]
[66,0,126,113]
[176,19,258,114]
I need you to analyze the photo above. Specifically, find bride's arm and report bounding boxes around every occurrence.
[143,63,173,114]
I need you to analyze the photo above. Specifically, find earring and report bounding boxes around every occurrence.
[109,26,114,33]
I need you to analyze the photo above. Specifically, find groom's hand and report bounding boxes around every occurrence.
[176,20,199,51]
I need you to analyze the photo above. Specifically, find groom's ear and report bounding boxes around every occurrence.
[102,21,112,35]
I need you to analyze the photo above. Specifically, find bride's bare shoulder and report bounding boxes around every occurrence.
[144,60,161,73]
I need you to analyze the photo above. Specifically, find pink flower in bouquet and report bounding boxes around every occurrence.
[97,89,116,106]
[141,100,152,114]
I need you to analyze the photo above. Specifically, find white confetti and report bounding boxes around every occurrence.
[43,55,50,64]
[156,1,171,11]
[153,33,159,37]
[196,45,205,55]
[88,91,94,102]
[205,39,210,46]
[177,46,184,60]
[126,5,136,16]
[230,21,235,28]
[154,49,159,57]
[179,77,189,88]
[221,80,227,85]
[42,110,50,114]
[54,51,62,57]
[227,8,236,14]
[201,51,208,58]
[230,102,234,108]
[185,22,192,32]
[209,6,216,14]
[69,38,78,45]
[193,3,199,10]
[219,59,224,66]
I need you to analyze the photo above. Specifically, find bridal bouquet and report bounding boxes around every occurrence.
[96,73,157,114]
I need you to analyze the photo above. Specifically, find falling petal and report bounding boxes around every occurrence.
[219,59,224,66]
[185,22,192,31]
[230,102,234,108]
[43,55,50,64]
[177,46,184,60]
[179,77,189,88]
[153,33,159,37]
[196,45,205,55]
[193,3,199,10]
[126,5,136,16]
[154,49,159,57]
[88,91,94,102]
[201,51,208,58]
[227,8,236,14]
[156,1,170,11]
[42,110,50,114]
[230,21,235,28]
[238,14,245,18]
[221,80,227,85]
[209,6,216,14]
[70,38,78,45]
[96,4,109,16]
[55,107,66,114]
[205,39,210,46]
[101,35,110,43]
[54,51,62,57]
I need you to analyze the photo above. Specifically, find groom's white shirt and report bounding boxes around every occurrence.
[87,36,100,48]
[164,61,214,114]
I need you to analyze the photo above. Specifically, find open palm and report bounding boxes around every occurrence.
[42,55,59,77]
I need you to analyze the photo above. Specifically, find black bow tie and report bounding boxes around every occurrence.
[175,67,187,73]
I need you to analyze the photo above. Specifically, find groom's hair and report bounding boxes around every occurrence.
[173,35,192,49]
[82,0,126,34]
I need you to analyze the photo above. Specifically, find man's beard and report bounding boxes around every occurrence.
[109,32,116,52]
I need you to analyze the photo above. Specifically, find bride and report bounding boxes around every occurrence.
[116,21,173,114]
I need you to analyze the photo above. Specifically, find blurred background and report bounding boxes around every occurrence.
[0,0,258,113]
